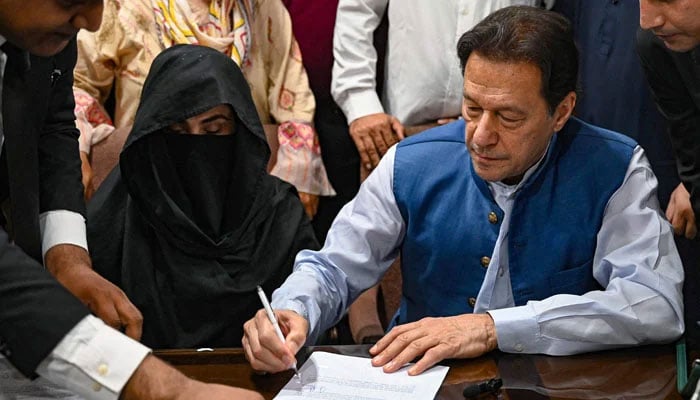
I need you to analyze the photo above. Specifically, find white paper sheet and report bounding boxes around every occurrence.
[274,351,449,400]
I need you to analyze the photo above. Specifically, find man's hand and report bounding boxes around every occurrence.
[349,113,405,170]
[369,314,497,375]
[298,192,319,219]
[45,244,143,340]
[122,355,264,400]
[666,183,697,239]
[242,309,308,373]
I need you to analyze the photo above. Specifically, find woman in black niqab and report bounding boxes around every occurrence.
[87,45,319,349]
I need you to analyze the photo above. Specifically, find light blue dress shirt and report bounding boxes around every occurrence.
[272,142,684,355]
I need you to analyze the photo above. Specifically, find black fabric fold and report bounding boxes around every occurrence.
[87,45,318,348]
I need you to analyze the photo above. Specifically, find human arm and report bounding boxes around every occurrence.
[637,29,700,224]
[36,315,263,400]
[242,146,405,371]
[261,1,334,206]
[44,243,143,340]
[332,0,403,170]
[40,39,142,339]
[121,356,264,400]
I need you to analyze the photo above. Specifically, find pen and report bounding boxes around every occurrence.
[462,378,502,398]
[256,285,299,377]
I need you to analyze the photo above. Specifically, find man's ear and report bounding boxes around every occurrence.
[552,91,576,132]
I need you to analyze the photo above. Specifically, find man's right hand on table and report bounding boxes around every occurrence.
[349,113,405,171]
[242,309,309,373]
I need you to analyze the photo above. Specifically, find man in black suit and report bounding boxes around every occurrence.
[0,1,263,399]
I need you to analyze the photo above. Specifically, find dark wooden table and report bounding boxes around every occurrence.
[155,344,681,399]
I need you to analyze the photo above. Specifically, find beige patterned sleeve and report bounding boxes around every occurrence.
[73,0,123,153]
[260,0,335,196]
[73,0,122,105]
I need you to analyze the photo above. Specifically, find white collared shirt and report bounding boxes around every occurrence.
[331,0,540,126]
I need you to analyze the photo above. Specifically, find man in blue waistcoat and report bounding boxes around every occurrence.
[242,5,685,375]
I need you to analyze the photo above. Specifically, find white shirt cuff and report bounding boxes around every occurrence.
[336,89,385,125]
[39,210,88,258]
[488,305,542,354]
[36,315,151,400]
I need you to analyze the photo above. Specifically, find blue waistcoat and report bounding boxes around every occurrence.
[392,117,636,324]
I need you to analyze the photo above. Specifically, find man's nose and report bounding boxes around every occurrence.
[471,113,498,149]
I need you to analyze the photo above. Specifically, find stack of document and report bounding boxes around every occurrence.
[274,351,449,400]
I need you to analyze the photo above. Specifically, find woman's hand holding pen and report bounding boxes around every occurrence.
[369,313,498,376]
[242,309,309,373]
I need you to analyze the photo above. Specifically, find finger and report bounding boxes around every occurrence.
[379,331,435,373]
[363,136,381,169]
[673,221,684,236]
[257,310,297,364]
[371,325,422,368]
[114,295,143,340]
[390,117,405,140]
[665,204,674,222]
[671,213,685,236]
[370,323,408,355]
[408,344,450,376]
[278,314,307,355]
[90,294,123,331]
[374,125,393,155]
[242,328,279,372]
[351,133,373,171]
[244,314,291,372]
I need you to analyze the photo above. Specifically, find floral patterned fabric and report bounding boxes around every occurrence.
[73,0,335,195]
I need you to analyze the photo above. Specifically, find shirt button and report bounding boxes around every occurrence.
[92,382,102,392]
[480,256,491,268]
[468,297,477,307]
[488,212,499,224]
[97,363,109,376]
[498,267,504,277]
[514,343,524,352]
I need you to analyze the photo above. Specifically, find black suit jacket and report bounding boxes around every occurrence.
[0,39,89,377]
[637,29,700,223]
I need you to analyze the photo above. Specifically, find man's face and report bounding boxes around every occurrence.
[463,53,574,185]
[168,104,236,135]
[640,0,700,52]
[0,0,102,57]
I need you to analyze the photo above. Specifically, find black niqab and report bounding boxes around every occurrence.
[87,45,318,349]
